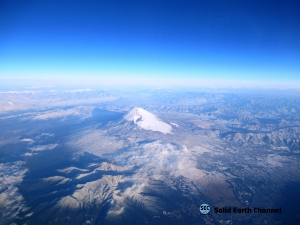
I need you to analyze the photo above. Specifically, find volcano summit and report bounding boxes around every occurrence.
[120,107,172,134]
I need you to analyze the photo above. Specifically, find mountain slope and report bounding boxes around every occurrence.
[120,107,172,134]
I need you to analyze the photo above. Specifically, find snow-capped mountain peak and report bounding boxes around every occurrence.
[122,107,172,134]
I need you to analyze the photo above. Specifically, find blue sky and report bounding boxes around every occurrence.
[1,0,300,87]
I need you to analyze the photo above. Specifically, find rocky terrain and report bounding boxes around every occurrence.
[0,88,300,224]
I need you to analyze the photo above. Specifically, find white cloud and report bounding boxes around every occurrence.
[21,138,34,142]
[64,89,92,93]
[102,141,208,213]
[41,133,54,137]
[68,129,124,156]
[0,91,40,94]
[0,90,117,113]
[0,161,28,223]
[113,141,199,178]
[170,122,179,127]
[107,206,124,215]
[23,152,34,157]
[30,143,58,152]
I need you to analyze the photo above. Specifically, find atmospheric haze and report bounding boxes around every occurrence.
[1,1,300,224]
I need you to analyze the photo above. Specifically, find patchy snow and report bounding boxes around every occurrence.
[123,107,172,134]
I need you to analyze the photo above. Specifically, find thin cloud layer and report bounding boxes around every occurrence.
[103,141,208,213]
[30,143,59,152]
[0,161,28,223]
[32,106,94,120]
[0,90,117,113]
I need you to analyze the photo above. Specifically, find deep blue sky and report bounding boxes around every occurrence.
[1,0,300,87]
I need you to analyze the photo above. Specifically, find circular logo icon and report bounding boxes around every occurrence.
[199,204,210,215]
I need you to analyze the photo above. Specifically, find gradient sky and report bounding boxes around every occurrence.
[1,0,300,87]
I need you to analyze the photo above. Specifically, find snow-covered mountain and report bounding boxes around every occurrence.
[120,107,172,134]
